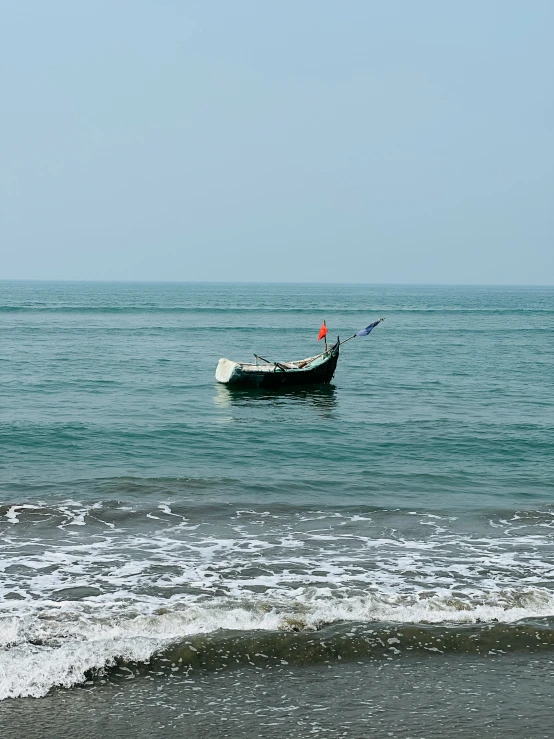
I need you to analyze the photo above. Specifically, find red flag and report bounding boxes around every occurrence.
[317,321,328,341]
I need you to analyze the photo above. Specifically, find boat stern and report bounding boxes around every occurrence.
[215,358,238,384]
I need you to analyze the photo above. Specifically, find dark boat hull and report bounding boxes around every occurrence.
[216,343,340,388]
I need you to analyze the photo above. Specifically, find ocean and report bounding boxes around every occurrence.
[1,281,553,738]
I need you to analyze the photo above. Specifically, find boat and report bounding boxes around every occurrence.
[215,318,384,389]
[215,339,340,388]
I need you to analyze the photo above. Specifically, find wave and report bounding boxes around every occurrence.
[2,305,554,315]
[4,498,554,699]
[4,589,554,699]
[3,494,554,530]
[128,617,554,672]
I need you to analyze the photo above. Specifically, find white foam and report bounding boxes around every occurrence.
[4,505,40,524]
[4,501,554,699]
[0,637,159,700]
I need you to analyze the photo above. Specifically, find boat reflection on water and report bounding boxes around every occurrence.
[214,382,338,417]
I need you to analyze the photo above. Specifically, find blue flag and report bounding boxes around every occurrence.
[356,319,382,337]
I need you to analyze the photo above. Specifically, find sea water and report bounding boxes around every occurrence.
[1,282,553,737]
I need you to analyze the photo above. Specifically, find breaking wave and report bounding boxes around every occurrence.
[4,589,554,700]
[4,499,554,699]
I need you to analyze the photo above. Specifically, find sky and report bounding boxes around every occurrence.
[1,1,553,284]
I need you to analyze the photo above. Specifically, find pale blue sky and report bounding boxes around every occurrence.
[1,1,552,283]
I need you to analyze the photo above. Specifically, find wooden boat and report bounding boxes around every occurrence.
[215,339,340,388]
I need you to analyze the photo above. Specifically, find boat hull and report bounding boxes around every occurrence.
[216,344,340,388]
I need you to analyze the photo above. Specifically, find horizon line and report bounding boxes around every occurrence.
[1,279,553,288]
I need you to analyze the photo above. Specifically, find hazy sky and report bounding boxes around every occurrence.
[1,1,553,283]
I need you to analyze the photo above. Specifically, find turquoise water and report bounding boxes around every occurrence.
[2,282,552,504]
[1,282,554,736]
